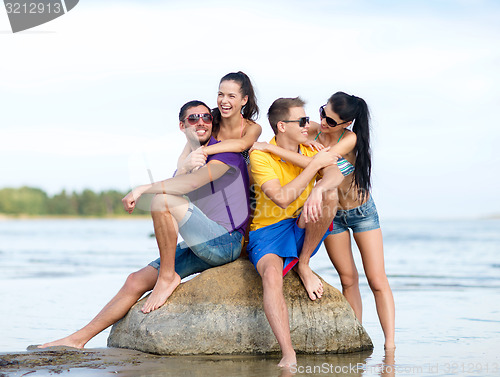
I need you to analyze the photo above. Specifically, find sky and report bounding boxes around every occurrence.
[1,0,499,219]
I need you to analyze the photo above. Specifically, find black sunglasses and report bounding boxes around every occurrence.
[320,105,349,127]
[184,113,213,125]
[281,116,310,128]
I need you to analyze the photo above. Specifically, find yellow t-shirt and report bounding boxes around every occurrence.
[249,137,318,231]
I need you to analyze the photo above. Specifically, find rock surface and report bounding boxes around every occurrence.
[108,258,373,355]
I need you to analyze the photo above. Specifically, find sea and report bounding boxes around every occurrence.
[0,217,499,376]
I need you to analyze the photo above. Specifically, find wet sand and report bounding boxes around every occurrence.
[0,347,374,377]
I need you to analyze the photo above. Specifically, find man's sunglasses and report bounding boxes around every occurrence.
[320,105,349,127]
[281,116,310,128]
[184,113,213,125]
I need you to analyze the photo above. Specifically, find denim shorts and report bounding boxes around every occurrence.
[148,202,243,278]
[328,195,380,235]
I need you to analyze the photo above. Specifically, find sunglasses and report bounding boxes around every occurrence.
[184,113,213,125]
[320,105,349,127]
[281,116,310,128]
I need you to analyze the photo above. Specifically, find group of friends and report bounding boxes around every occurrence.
[40,71,395,368]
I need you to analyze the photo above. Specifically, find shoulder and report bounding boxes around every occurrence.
[299,144,319,158]
[250,150,280,184]
[250,150,278,171]
[243,119,262,134]
[250,149,273,164]
[343,129,357,143]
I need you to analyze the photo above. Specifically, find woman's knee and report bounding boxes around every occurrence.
[367,274,390,293]
[339,268,359,290]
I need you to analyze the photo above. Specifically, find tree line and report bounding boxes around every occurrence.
[0,186,148,217]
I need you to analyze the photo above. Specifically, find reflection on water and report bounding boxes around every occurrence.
[109,351,375,377]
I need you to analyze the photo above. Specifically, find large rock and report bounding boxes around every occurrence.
[108,258,372,355]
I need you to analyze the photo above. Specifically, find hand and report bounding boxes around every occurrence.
[122,187,144,214]
[302,188,323,223]
[249,141,270,154]
[311,147,341,170]
[303,140,325,152]
[180,147,207,173]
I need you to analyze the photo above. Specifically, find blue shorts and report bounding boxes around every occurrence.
[328,195,380,235]
[149,202,243,278]
[247,217,329,276]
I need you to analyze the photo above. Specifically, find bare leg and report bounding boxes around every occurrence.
[295,190,338,300]
[257,254,296,368]
[141,194,188,313]
[39,266,158,349]
[354,229,395,349]
[324,232,362,322]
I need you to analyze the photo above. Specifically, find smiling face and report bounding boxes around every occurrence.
[179,105,213,146]
[217,80,248,118]
[280,106,309,144]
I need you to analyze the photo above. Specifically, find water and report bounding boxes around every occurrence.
[1,218,499,376]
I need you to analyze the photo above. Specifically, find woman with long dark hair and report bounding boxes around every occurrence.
[250,92,395,350]
[178,71,261,171]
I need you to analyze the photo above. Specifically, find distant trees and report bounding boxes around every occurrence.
[0,186,147,217]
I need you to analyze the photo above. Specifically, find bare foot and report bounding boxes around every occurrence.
[141,273,181,313]
[278,350,297,368]
[295,262,323,301]
[38,334,84,349]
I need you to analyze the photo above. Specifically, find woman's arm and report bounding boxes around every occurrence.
[308,120,358,156]
[250,142,314,169]
[329,132,357,156]
[202,121,262,155]
[251,135,353,172]
[254,131,357,169]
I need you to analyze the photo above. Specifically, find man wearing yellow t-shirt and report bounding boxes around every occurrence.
[247,97,345,368]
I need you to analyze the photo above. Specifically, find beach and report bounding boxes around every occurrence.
[1,218,499,376]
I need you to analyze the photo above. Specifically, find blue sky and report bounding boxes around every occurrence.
[1,0,499,218]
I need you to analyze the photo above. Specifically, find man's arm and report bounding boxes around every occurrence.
[252,150,337,209]
[123,161,229,213]
[302,165,344,223]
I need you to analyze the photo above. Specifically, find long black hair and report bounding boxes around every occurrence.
[212,71,259,131]
[329,91,371,202]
